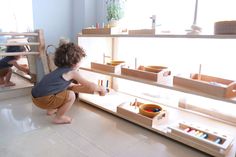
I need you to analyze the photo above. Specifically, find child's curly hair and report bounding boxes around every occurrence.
[54,42,86,67]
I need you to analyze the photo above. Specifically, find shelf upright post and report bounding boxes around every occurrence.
[111,37,119,90]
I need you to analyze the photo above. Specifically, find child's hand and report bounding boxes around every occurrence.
[98,86,107,96]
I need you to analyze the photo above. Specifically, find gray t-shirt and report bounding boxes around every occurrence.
[31,67,73,98]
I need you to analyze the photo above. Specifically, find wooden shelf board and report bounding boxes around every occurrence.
[79,67,236,104]
[79,91,236,157]
[78,33,236,39]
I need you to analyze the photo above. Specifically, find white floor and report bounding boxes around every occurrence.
[0,95,212,157]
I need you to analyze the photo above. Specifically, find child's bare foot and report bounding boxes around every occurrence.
[47,109,58,116]
[5,81,15,87]
[52,115,72,124]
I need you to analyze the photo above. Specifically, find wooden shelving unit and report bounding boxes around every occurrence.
[78,33,236,157]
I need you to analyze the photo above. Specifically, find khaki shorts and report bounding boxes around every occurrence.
[32,90,69,109]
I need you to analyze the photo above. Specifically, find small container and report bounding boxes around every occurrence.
[139,104,162,118]
[106,60,125,66]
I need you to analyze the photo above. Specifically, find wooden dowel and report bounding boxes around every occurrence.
[198,64,202,80]
[0,52,39,56]
[0,32,38,36]
[0,42,40,46]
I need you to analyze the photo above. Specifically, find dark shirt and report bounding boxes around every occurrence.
[0,46,25,69]
[0,56,16,69]
[31,67,73,98]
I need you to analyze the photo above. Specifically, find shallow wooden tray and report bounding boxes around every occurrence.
[82,28,121,35]
[91,62,122,73]
[167,122,234,157]
[117,102,166,127]
[173,73,236,98]
[121,66,170,82]
[128,29,155,35]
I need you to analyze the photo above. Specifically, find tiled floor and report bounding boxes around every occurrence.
[0,95,211,157]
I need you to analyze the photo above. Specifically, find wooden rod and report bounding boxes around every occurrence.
[0,42,40,46]
[0,52,39,56]
[0,32,38,36]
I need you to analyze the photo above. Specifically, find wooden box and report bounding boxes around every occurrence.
[167,122,234,157]
[82,28,121,35]
[121,66,170,82]
[173,73,236,98]
[117,102,166,127]
[91,62,121,73]
[128,29,155,35]
[214,21,236,35]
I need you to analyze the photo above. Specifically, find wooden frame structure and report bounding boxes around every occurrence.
[0,29,49,83]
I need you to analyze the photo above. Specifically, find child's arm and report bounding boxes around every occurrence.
[9,60,30,74]
[66,70,106,96]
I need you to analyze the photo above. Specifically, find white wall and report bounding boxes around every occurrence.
[32,0,73,46]
[32,0,107,79]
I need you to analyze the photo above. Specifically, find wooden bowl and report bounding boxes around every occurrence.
[144,66,167,73]
[139,104,162,118]
[107,60,125,66]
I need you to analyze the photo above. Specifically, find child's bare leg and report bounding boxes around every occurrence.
[4,68,15,87]
[0,77,4,86]
[53,91,75,124]
[0,68,8,86]
[47,109,58,115]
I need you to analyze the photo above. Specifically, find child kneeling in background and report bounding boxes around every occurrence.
[0,46,30,87]
[31,42,107,124]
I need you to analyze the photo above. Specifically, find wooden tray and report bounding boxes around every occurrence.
[82,27,121,35]
[173,73,236,98]
[128,29,155,35]
[167,122,234,157]
[91,62,122,73]
[117,102,166,127]
[121,66,170,82]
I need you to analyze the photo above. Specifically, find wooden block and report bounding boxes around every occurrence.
[91,62,121,73]
[117,102,166,127]
[167,122,234,157]
[121,67,170,82]
[82,28,121,35]
[173,73,236,98]
[128,29,155,35]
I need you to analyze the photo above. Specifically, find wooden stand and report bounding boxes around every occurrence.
[0,29,47,83]
[173,73,236,98]
[167,122,234,157]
